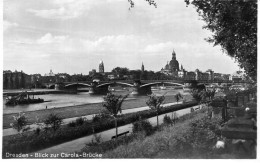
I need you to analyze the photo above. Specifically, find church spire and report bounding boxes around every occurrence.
[172,49,176,60]
[141,62,144,72]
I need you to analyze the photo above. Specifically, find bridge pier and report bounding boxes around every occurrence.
[131,82,152,95]
[89,83,109,95]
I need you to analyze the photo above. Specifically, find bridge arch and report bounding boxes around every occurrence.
[97,82,134,88]
[140,82,184,88]
[64,83,91,87]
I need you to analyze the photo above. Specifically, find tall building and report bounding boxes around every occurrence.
[141,62,144,72]
[161,49,180,76]
[99,60,104,73]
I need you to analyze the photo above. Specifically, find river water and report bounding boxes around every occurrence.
[3,89,184,114]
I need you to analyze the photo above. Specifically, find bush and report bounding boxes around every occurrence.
[44,113,63,132]
[68,121,76,127]
[174,115,223,157]
[82,133,137,154]
[133,119,154,136]
[75,117,85,126]
[92,114,101,123]
[163,115,172,125]
[10,112,29,133]
[34,127,41,135]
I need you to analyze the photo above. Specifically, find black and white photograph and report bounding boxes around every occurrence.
[2,0,257,159]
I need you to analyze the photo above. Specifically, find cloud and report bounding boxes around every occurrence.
[144,42,174,53]
[37,33,68,44]
[61,35,145,54]
[27,0,99,20]
[3,20,18,31]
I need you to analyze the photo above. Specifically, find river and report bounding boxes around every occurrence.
[3,89,185,114]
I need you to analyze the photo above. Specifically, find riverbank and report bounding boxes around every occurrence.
[3,89,67,96]
[3,94,192,129]
[3,101,197,155]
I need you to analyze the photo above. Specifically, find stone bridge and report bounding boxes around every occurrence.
[52,80,187,95]
[44,79,239,95]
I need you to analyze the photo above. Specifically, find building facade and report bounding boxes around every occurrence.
[161,49,180,77]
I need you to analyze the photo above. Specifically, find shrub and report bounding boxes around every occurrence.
[75,117,85,126]
[175,92,183,104]
[44,113,63,132]
[10,112,29,133]
[92,114,101,123]
[133,119,154,136]
[163,115,172,125]
[68,121,76,127]
[34,127,41,135]
[82,133,137,154]
[174,115,223,157]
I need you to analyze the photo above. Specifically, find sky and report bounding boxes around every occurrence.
[3,0,240,75]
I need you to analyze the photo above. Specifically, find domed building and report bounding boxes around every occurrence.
[161,49,181,76]
[168,50,179,72]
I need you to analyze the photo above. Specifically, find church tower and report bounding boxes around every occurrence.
[141,62,145,72]
[99,60,104,73]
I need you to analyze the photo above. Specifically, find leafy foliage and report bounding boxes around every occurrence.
[146,93,165,111]
[191,89,216,104]
[146,93,165,127]
[103,93,129,117]
[44,113,63,132]
[103,93,129,138]
[175,92,183,103]
[163,114,173,125]
[128,0,157,9]
[133,119,154,136]
[10,112,29,133]
[185,0,257,80]
[173,115,223,157]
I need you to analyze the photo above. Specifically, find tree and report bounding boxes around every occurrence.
[185,0,257,81]
[20,72,25,88]
[44,113,63,132]
[128,0,157,9]
[175,92,183,104]
[14,72,19,89]
[112,67,129,77]
[10,73,13,89]
[103,93,129,139]
[146,93,165,127]
[3,74,8,89]
[10,112,29,133]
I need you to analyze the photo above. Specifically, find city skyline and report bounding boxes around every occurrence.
[4,0,240,75]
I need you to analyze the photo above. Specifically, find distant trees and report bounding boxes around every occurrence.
[3,71,27,89]
[112,67,130,77]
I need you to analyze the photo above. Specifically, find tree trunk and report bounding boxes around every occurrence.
[156,112,159,127]
[115,117,118,140]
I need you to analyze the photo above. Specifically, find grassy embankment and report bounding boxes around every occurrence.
[83,108,255,159]
[3,94,191,129]
[3,100,196,156]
